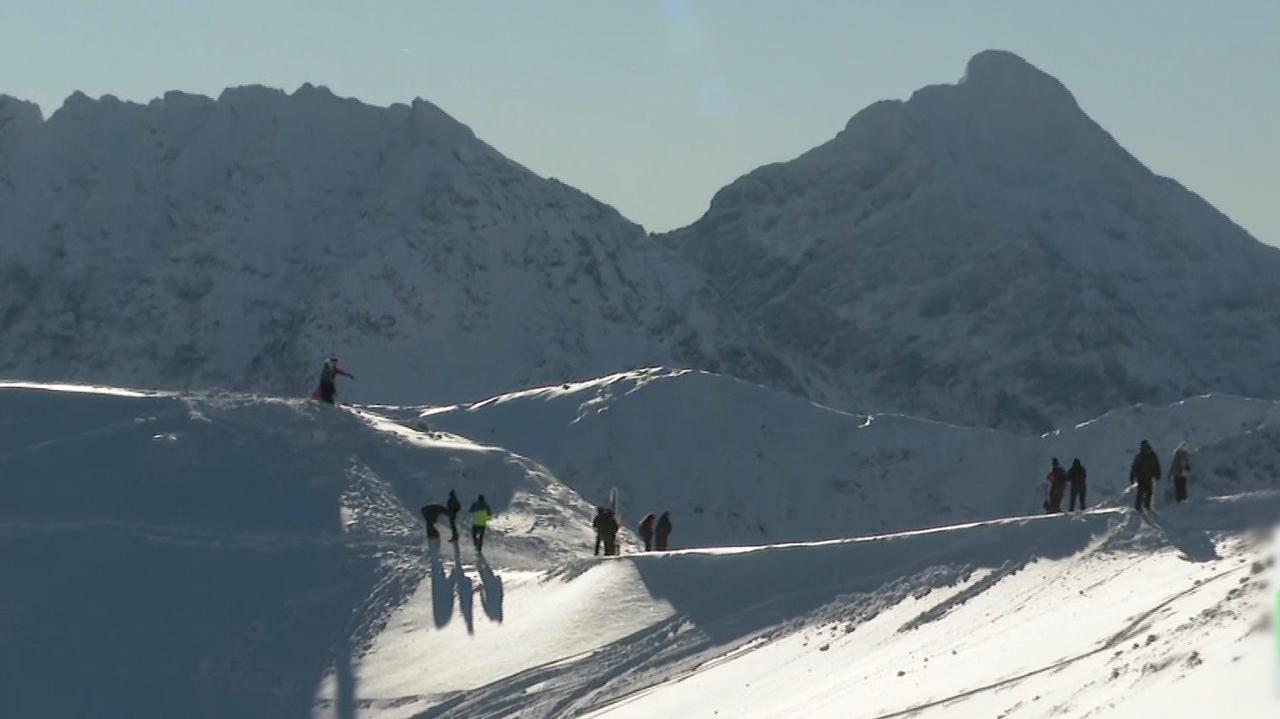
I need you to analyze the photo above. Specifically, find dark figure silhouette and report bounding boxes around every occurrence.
[420,503,447,540]
[1130,440,1162,512]
[593,508,619,556]
[1067,458,1088,511]
[637,513,656,552]
[1044,458,1068,514]
[1169,442,1192,503]
[654,512,672,551]
[592,508,606,556]
[446,490,462,543]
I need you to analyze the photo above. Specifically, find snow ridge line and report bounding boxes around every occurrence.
[617,507,1130,559]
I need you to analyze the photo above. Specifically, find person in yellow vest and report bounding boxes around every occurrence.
[469,495,492,552]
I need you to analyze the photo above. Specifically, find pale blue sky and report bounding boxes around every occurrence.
[1,1,1276,242]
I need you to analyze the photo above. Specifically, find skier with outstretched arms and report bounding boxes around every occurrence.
[312,356,354,404]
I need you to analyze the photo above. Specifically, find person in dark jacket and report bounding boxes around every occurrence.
[313,356,354,404]
[1169,441,1192,503]
[420,503,447,540]
[654,512,672,551]
[1130,440,1162,512]
[592,508,607,556]
[1067,458,1088,511]
[469,495,491,552]
[1044,458,1068,514]
[593,508,619,556]
[637,513,656,552]
[446,490,463,543]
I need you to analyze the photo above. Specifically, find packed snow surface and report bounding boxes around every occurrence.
[1,379,1275,718]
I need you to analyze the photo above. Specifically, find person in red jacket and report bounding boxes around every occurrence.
[312,356,354,404]
[1044,458,1068,514]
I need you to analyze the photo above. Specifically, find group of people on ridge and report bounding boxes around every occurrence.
[1044,439,1192,514]
[421,490,492,552]
[1043,458,1089,513]
[637,512,672,552]
[592,508,672,556]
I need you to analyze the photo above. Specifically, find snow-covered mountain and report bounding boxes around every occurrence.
[660,50,1280,430]
[4,51,1278,429]
[0,87,796,405]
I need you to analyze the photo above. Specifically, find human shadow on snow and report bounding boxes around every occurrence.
[478,554,504,623]
[428,542,503,632]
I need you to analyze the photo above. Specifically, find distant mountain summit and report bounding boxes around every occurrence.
[0,85,793,403]
[661,50,1280,430]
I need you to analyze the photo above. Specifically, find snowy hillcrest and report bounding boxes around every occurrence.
[420,368,1280,547]
[0,86,796,405]
[661,49,1280,430]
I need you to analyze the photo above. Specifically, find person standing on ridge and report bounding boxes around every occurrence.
[602,510,619,556]
[469,495,491,552]
[313,356,354,405]
[1130,440,1162,513]
[1169,441,1192,504]
[637,513,656,552]
[592,508,607,556]
[420,503,447,541]
[1067,458,1088,511]
[593,508,619,556]
[446,490,463,543]
[654,512,673,551]
[1045,458,1068,514]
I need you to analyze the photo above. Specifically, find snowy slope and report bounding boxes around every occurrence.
[660,50,1280,430]
[2,381,1276,718]
[419,368,1280,546]
[0,382,602,718]
[332,498,1278,718]
[0,88,797,406]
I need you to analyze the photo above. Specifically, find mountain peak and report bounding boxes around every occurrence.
[0,94,44,134]
[955,49,1077,109]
